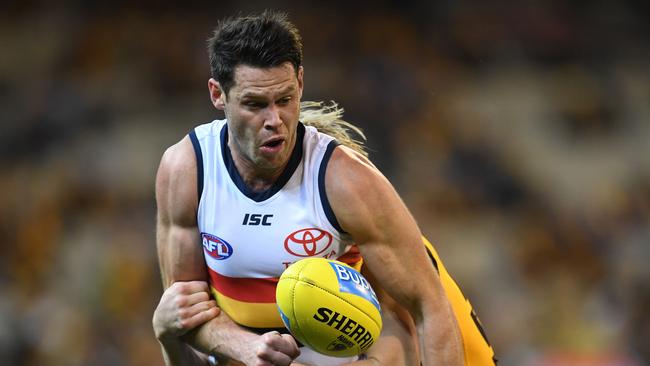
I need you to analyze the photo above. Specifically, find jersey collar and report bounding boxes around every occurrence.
[221,122,305,202]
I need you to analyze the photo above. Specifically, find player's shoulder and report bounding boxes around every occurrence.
[325,145,394,204]
[156,136,198,216]
[158,135,196,181]
[327,144,376,176]
[159,119,222,176]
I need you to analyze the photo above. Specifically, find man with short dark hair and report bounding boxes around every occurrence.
[155,11,495,366]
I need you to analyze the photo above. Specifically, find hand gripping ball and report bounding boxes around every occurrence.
[276,258,382,357]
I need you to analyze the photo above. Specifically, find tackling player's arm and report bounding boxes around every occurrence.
[339,310,416,366]
[152,281,219,366]
[366,269,420,366]
[156,136,299,366]
[341,277,420,366]
[326,146,465,366]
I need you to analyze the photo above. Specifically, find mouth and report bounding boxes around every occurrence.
[260,137,286,154]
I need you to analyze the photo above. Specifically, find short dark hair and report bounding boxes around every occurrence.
[207,11,303,97]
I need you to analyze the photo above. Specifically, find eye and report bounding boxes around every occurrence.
[243,100,266,109]
[277,97,291,105]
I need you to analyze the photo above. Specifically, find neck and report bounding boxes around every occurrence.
[227,140,293,193]
[234,159,286,192]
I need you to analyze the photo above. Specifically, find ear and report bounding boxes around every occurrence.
[208,78,226,110]
[296,66,304,99]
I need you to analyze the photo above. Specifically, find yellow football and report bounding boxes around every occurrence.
[276,258,382,357]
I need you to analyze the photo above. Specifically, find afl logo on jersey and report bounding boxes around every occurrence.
[284,228,333,257]
[202,233,233,260]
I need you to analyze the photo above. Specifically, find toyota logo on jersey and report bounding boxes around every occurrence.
[284,228,333,257]
[202,233,233,260]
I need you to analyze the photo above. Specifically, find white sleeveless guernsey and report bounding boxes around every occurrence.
[190,119,361,365]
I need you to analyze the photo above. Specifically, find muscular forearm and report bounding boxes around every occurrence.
[158,337,211,366]
[182,312,259,364]
[418,302,464,366]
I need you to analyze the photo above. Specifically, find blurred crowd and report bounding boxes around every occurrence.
[0,1,648,365]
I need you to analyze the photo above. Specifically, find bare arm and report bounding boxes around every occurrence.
[153,281,219,366]
[326,146,464,366]
[338,267,419,366]
[340,299,419,366]
[156,137,299,365]
[339,309,415,366]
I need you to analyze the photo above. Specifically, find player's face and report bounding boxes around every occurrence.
[211,63,303,175]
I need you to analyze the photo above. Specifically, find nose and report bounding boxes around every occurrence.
[264,105,282,130]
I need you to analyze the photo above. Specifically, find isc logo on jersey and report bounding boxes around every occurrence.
[202,233,233,260]
[330,263,380,310]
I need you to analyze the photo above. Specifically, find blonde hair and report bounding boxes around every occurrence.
[299,101,368,157]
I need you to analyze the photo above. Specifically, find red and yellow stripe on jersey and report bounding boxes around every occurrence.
[208,247,363,330]
[423,237,497,365]
[208,272,281,328]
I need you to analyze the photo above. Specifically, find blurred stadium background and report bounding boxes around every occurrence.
[1,1,649,365]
